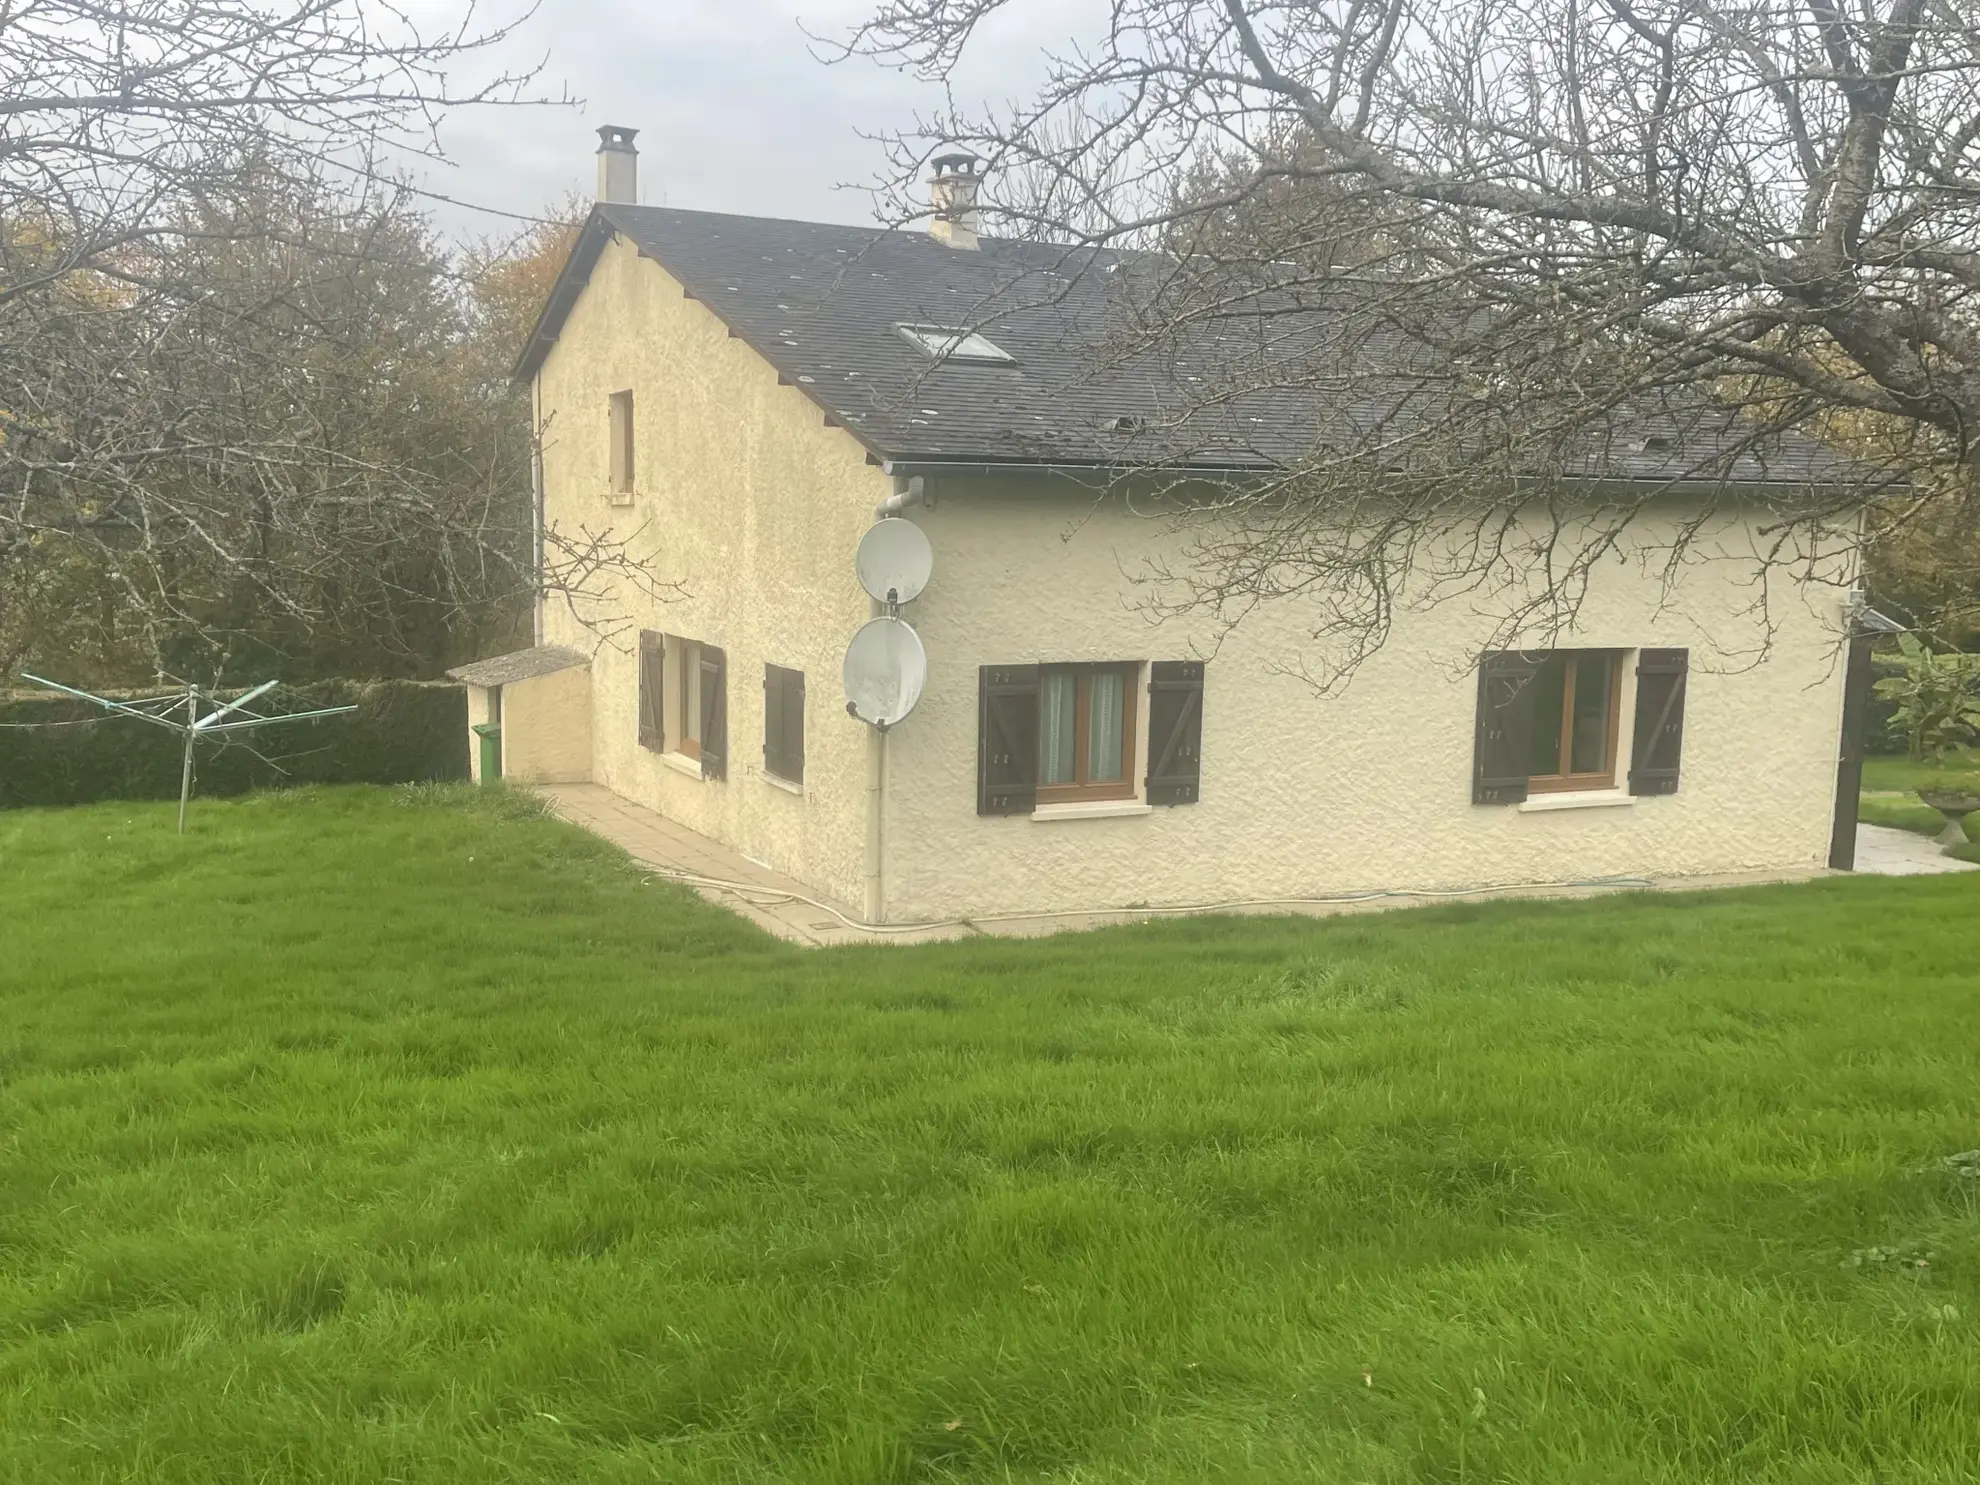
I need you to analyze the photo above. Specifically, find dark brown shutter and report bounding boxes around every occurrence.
[763,664,783,778]
[763,664,804,784]
[638,630,665,752]
[1629,648,1688,796]
[1145,660,1205,806]
[699,644,727,780]
[1473,651,1542,804]
[978,664,1040,815]
[765,666,784,777]
[785,668,804,784]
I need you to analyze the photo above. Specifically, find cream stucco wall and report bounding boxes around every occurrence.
[533,232,884,906]
[502,666,593,783]
[877,480,1851,921]
[532,233,1849,925]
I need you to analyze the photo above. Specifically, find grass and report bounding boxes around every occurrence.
[3,785,1980,1482]
[1862,747,1980,796]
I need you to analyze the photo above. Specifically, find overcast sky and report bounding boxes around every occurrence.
[411,0,1088,240]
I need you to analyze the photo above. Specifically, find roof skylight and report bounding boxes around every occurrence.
[896,323,1015,364]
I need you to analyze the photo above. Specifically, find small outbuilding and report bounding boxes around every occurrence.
[446,645,591,785]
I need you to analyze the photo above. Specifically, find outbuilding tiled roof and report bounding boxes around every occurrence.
[516,203,1852,487]
[446,645,589,688]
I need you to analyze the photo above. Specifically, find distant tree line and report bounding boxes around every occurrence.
[4,179,589,685]
[0,1,631,689]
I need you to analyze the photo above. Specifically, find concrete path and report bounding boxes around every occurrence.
[539,782,971,947]
[1851,822,1980,876]
[534,781,1862,949]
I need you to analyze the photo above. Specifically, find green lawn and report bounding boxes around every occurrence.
[1862,747,1980,796]
[4,787,1980,1483]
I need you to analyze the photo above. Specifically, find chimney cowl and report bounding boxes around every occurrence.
[596,125,639,205]
[929,150,983,250]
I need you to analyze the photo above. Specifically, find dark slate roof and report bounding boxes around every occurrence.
[447,645,589,688]
[515,203,1851,486]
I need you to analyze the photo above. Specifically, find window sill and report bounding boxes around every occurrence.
[660,751,705,780]
[608,490,635,508]
[762,772,804,797]
[1518,788,1634,813]
[1031,800,1153,823]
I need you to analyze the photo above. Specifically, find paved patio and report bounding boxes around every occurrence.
[1852,821,1980,876]
[532,782,1916,949]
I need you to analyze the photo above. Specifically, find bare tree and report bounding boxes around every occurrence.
[2,0,539,298]
[0,3,659,683]
[834,0,1980,675]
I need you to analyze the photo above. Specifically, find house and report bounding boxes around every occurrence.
[455,125,1871,925]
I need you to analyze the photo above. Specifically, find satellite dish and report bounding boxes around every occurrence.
[856,517,933,605]
[843,616,927,729]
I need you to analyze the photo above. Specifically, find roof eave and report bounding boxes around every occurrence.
[876,457,1866,494]
[510,208,617,386]
[879,455,1277,482]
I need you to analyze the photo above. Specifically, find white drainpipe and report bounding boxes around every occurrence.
[863,722,887,924]
[873,474,926,520]
[531,376,545,646]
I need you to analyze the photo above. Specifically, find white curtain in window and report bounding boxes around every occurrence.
[1040,671,1077,784]
[1087,670,1124,781]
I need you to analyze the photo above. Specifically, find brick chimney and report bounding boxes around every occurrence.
[929,151,982,250]
[595,126,638,205]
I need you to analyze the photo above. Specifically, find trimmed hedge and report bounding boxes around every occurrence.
[0,681,466,809]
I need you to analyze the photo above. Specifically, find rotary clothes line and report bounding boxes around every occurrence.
[18,674,357,832]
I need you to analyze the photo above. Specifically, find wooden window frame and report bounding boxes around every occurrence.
[1524,649,1625,794]
[1034,663,1139,805]
[674,637,702,760]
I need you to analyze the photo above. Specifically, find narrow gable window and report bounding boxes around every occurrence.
[608,389,635,499]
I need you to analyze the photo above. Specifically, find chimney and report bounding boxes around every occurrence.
[929,151,982,250]
[595,125,639,205]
